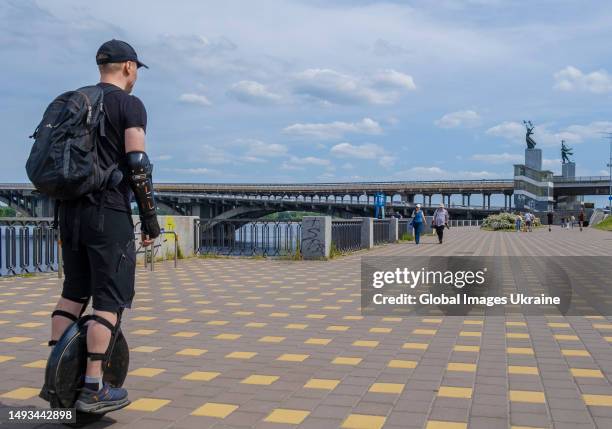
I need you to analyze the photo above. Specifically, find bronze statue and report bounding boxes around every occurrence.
[523,120,536,149]
[561,140,573,164]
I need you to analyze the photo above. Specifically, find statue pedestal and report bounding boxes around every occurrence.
[525,148,542,170]
[562,162,575,178]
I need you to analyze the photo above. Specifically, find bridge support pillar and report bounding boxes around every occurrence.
[301,216,331,260]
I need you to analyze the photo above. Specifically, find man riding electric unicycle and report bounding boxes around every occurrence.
[26,39,160,423]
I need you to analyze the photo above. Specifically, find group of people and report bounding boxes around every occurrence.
[515,211,536,232]
[409,203,449,245]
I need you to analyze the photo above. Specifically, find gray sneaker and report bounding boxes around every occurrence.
[74,383,130,414]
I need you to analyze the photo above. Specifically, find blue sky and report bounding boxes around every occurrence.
[2,0,612,194]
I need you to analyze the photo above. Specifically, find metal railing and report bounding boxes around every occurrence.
[138,229,179,272]
[448,219,483,227]
[331,219,362,252]
[0,218,58,276]
[194,219,301,257]
[373,219,391,244]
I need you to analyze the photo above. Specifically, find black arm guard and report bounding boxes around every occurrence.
[126,151,160,239]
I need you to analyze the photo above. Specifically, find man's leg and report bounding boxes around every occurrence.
[51,297,87,343]
[84,310,118,379]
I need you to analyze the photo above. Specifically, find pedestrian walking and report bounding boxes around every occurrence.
[431,203,449,244]
[570,215,575,229]
[515,212,522,231]
[411,204,426,244]
[547,210,553,232]
[525,211,533,232]
[579,209,585,231]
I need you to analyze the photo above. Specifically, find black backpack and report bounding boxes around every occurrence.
[26,85,122,202]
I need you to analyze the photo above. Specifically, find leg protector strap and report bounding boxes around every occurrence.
[48,340,58,346]
[87,315,116,333]
[51,310,78,323]
[87,352,108,361]
[85,314,118,363]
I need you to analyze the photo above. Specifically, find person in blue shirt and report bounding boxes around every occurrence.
[412,204,425,244]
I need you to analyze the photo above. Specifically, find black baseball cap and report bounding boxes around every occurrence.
[96,39,148,69]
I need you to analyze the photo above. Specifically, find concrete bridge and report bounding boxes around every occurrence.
[0,176,609,218]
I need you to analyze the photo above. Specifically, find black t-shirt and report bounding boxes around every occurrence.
[86,82,147,212]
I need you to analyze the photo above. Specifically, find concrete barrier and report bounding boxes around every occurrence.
[132,215,199,263]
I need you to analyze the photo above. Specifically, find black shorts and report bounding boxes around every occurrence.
[59,201,136,313]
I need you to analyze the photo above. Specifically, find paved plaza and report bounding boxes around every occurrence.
[1,227,612,428]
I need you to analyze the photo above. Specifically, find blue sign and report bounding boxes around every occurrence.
[609,195,612,201]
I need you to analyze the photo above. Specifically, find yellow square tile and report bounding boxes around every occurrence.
[131,346,161,353]
[341,413,386,429]
[165,307,187,312]
[0,337,32,343]
[382,317,402,322]
[17,322,44,328]
[507,347,534,355]
[0,355,16,363]
[132,316,156,321]
[509,390,546,403]
[226,351,257,359]
[304,378,340,390]
[369,383,404,394]
[571,368,604,378]
[305,338,331,345]
[463,320,483,325]
[562,349,590,357]
[277,354,309,362]
[32,311,51,316]
[593,324,612,330]
[327,325,350,331]
[265,408,310,424]
[182,371,220,381]
[176,348,207,356]
[131,329,157,335]
[506,333,529,339]
[422,318,442,323]
[426,421,467,429]
[23,360,47,368]
[129,367,166,377]
[413,329,437,335]
[245,322,267,328]
[0,387,40,400]
[285,323,308,329]
[369,327,392,333]
[191,402,238,418]
[403,342,429,350]
[447,363,476,372]
[583,394,612,406]
[332,357,362,365]
[548,322,570,328]
[438,386,472,399]
[169,318,192,324]
[388,359,418,369]
[241,375,279,385]
[258,336,285,343]
[306,314,327,319]
[508,366,539,375]
[207,320,229,326]
[506,321,527,327]
[352,340,379,348]
[459,331,481,337]
[554,334,579,341]
[269,312,289,317]
[174,331,200,338]
[454,345,480,352]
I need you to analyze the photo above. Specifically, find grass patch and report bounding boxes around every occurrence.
[594,216,612,231]
[399,232,414,241]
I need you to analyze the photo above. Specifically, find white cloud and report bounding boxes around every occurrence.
[232,139,287,158]
[470,152,522,164]
[283,118,382,140]
[280,156,331,170]
[553,66,612,94]
[293,68,415,105]
[179,93,212,106]
[227,80,282,104]
[330,142,386,159]
[161,167,213,175]
[395,166,496,179]
[435,110,481,128]
[373,69,416,90]
[487,120,612,146]
[153,154,173,161]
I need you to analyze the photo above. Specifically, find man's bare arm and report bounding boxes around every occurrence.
[125,127,146,153]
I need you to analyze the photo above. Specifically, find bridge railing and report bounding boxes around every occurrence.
[373,219,391,244]
[0,218,58,276]
[331,219,362,253]
[194,219,302,257]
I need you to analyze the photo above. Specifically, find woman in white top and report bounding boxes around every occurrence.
[432,203,449,244]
